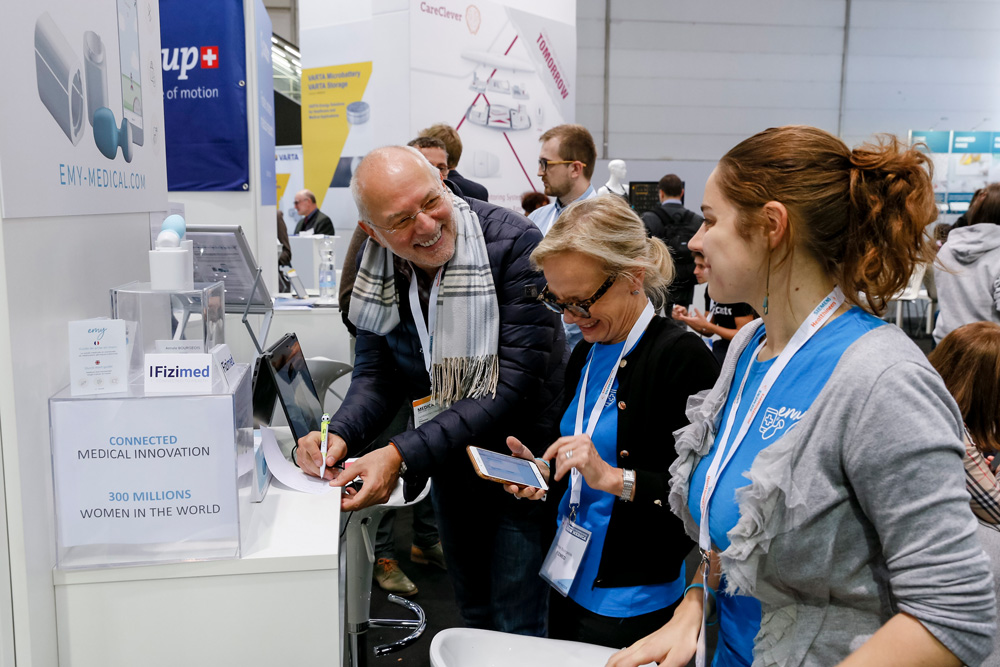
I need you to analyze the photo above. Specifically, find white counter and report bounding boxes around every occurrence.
[54,482,341,667]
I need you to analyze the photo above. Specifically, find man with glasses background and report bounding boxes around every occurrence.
[528,124,599,349]
[296,145,567,636]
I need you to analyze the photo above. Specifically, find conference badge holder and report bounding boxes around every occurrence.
[539,514,591,597]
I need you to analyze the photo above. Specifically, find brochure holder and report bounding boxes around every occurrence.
[49,363,252,569]
[110,281,226,382]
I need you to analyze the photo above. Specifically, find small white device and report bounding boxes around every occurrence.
[467,446,547,490]
[34,12,85,145]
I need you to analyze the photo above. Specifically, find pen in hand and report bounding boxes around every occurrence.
[319,413,331,479]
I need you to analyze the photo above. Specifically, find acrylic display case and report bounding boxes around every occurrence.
[49,363,252,569]
[110,281,225,382]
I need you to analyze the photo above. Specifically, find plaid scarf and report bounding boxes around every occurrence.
[349,194,500,406]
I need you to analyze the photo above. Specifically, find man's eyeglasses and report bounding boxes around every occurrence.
[370,189,448,234]
[538,158,586,173]
[538,275,616,318]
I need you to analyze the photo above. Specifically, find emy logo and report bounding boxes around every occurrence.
[161,46,220,81]
[759,406,805,440]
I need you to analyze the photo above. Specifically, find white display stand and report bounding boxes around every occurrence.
[53,481,340,667]
[289,234,342,290]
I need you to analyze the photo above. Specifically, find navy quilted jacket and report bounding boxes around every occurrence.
[328,197,567,501]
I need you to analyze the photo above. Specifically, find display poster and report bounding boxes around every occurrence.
[276,145,304,227]
[160,0,248,191]
[300,61,373,210]
[254,0,276,206]
[0,0,168,218]
[409,0,577,210]
[51,393,238,546]
[911,130,1000,214]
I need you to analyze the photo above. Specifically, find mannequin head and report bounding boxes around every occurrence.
[608,160,627,183]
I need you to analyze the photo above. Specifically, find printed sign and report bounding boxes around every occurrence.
[50,382,243,548]
[0,0,168,218]
[144,352,214,394]
[409,0,576,210]
[68,319,129,396]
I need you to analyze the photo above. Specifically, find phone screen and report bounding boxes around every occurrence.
[116,0,143,139]
[474,448,545,488]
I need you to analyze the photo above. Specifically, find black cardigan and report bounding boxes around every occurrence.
[549,316,720,589]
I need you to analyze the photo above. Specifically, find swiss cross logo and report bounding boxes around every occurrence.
[201,47,219,69]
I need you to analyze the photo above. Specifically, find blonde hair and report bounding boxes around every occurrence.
[531,195,674,308]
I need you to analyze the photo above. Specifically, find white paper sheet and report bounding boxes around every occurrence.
[259,426,336,495]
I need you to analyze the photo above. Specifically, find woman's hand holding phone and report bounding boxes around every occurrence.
[504,436,548,500]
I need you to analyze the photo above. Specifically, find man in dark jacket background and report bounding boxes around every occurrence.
[640,174,703,311]
[292,189,335,235]
[296,146,566,635]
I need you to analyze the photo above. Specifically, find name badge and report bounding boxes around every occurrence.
[412,395,444,428]
[539,516,591,597]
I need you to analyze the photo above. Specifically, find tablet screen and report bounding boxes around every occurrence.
[266,334,324,442]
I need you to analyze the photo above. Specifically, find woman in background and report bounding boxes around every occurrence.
[928,321,1000,526]
[933,182,1000,343]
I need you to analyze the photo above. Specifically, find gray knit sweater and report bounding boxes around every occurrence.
[669,318,996,666]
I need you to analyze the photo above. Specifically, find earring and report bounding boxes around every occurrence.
[631,290,640,295]
[763,253,771,315]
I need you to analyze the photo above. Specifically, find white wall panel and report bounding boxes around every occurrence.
[609,132,749,162]
[580,0,1000,187]
[849,27,1000,58]
[609,22,844,55]
[611,78,842,110]
[848,55,997,83]
[851,0,1000,29]
[610,106,840,136]
[610,51,843,82]
[611,0,845,26]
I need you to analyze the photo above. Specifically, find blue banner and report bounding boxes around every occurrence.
[910,130,950,154]
[950,131,992,154]
[160,0,248,191]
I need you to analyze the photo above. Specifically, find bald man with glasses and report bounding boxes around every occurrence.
[296,145,566,636]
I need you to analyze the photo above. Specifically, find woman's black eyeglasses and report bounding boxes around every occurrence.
[538,275,617,318]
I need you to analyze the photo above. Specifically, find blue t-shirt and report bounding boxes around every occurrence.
[688,307,886,666]
[557,338,685,617]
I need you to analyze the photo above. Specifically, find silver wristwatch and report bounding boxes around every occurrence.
[620,469,636,502]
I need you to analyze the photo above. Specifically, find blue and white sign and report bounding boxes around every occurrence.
[910,130,951,154]
[50,384,242,550]
[160,0,248,191]
[144,352,214,394]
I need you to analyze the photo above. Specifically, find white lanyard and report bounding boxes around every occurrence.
[697,286,844,554]
[693,287,843,667]
[408,265,444,375]
[570,301,655,512]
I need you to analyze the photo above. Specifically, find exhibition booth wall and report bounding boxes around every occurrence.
[0,0,275,663]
